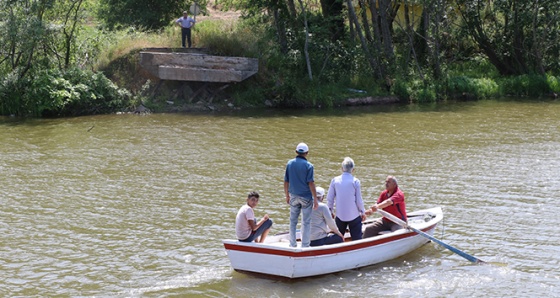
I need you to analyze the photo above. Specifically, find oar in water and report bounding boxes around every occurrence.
[376,209,485,264]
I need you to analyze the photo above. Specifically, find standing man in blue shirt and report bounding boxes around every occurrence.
[284,143,319,248]
[175,11,196,48]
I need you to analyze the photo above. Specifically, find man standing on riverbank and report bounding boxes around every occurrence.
[284,143,319,248]
[175,11,196,48]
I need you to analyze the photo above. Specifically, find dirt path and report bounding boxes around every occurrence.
[194,1,241,23]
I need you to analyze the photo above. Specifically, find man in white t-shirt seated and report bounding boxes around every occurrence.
[235,191,273,243]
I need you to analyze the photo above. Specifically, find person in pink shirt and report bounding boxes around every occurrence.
[235,191,273,243]
[363,176,408,238]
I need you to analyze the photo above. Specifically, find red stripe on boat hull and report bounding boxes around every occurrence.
[224,224,436,257]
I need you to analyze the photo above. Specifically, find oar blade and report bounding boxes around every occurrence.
[376,209,485,264]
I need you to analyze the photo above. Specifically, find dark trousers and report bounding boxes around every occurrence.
[181,27,192,48]
[310,234,343,247]
[363,218,402,238]
[335,216,363,240]
[239,219,273,242]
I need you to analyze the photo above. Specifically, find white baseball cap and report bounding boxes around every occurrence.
[316,187,325,197]
[296,143,309,153]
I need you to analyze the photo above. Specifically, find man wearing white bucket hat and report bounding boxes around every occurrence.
[284,142,319,248]
[310,186,344,246]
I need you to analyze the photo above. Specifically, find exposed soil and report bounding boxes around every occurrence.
[195,1,241,23]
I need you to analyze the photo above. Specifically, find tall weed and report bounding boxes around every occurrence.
[498,75,551,97]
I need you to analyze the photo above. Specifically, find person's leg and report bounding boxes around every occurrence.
[348,216,363,240]
[324,233,343,245]
[300,198,313,247]
[389,222,403,232]
[363,219,384,238]
[289,195,301,247]
[186,28,192,48]
[239,232,256,242]
[254,219,273,243]
[310,237,325,247]
[335,217,348,238]
[181,28,187,47]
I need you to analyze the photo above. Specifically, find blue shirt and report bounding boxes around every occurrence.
[284,156,314,199]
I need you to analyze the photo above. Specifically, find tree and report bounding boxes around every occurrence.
[456,0,560,75]
[0,0,132,116]
[320,0,345,41]
[97,0,208,30]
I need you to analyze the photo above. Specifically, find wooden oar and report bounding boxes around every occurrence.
[377,209,485,264]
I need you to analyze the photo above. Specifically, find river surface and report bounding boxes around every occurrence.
[1,99,559,297]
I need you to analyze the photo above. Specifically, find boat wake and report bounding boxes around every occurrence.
[121,266,231,297]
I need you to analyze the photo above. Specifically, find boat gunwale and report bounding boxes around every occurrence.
[223,207,442,258]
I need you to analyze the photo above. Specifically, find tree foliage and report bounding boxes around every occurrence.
[97,0,208,30]
[0,0,133,116]
[220,0,559,102]
[455,0,560,75]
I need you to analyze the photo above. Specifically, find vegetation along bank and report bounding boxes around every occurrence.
[1,0,559,117]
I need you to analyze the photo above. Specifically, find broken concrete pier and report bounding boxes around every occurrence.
[139,48,258,83]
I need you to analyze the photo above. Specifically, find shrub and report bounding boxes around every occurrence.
[546,75,560,93]
[446,76,499,100]
[498,75,551,97]
[0,68,133,117]
[392,79,411,102]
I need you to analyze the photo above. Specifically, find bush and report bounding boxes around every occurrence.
[446,76,499,100]
[0,68,133,117]
[547,75,560,93]
[392,78,412,102]
[498,75,551,97]
[0,71,29,116]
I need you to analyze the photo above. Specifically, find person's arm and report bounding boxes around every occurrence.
[354,179,367,221]
[175,18,182,28]
[326,180,335,215]
[284,181,290,204]
[324,208,344,238]
[371,196,393,212]
[309,181,318,210]
[250,214,270,231]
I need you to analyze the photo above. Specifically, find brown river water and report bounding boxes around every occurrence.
[1,99,559,297]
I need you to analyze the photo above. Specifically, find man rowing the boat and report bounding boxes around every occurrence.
[363,176,408,238]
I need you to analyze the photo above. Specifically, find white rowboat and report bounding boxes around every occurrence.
[223,207,443,278]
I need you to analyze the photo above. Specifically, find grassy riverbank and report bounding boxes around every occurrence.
[1,1,558,117]
[93,1,559,114]
[97,18,559,114]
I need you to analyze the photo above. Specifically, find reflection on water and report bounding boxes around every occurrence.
[1,99,559,296]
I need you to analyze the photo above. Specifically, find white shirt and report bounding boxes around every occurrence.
[310,202,339,241]
[176,16,195,28]
[235,204,254,240]
[327,172,365,221]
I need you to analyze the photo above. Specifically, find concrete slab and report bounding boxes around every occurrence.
[139,50,258,83]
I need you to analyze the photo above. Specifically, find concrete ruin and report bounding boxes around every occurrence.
[139,48,258,83]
